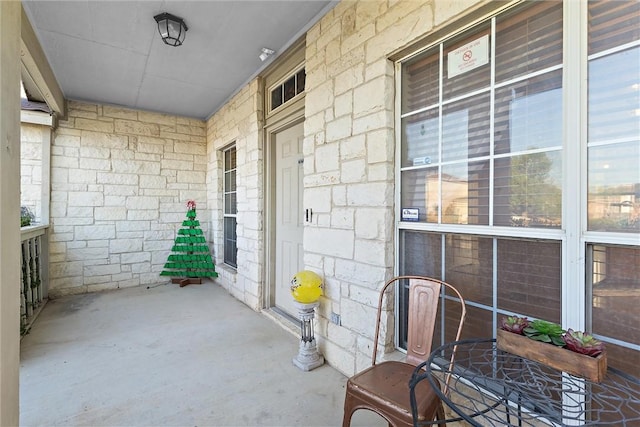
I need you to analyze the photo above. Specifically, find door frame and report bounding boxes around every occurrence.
[261,37,306,311]
[264,114,304,310]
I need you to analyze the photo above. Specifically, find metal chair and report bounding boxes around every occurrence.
[342,276,466,427]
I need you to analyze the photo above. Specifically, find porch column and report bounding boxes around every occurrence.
[0,1,22,425]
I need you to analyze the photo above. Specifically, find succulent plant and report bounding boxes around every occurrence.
[524,319,566,347]
[563,329,605,357]
[499,315,530,335]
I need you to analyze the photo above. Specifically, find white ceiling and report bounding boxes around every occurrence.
[22,1,333,120]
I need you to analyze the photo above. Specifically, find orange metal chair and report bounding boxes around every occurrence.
[342,276,466,427]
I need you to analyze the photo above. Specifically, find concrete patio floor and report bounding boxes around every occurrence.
[20,282,386,427]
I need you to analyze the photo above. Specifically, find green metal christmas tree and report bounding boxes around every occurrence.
[161,200,218,286]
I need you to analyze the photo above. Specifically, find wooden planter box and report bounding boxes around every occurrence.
[496,329,607,382]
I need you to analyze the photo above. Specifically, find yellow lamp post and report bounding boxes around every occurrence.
[290,270,324,371]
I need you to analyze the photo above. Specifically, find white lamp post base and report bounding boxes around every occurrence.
[292,301,324,371]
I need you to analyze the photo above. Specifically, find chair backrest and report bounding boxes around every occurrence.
[371,276,466,367]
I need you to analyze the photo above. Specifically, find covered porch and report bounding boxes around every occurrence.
[20,282,385,426]
[2,0,639,424]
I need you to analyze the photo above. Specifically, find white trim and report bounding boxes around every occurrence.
[562,0,586,331]
[397,221,565,240]
[20,110,53,126]
[393,60,403,348]
[437,44,443,225]
[587,137,639,147]
[588,39,640,61]
[582,233,640,247]
[399,146,563,173]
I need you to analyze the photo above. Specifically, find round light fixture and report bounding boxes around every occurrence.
[154,13,188,47]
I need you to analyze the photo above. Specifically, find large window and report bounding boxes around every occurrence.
[398,1,639,371]
[223,146,237,268]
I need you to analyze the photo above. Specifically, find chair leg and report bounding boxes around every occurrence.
[342,409,354,427]
[435,401,446,427]
[342,394,355,427]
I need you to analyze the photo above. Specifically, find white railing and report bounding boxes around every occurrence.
[20,225,49,335]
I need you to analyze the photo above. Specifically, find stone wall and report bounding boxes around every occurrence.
[20,123,44,222]
[303,0,486,376]
[49,101,207,297]
[206,80,264,309]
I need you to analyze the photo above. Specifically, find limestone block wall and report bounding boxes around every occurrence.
[20,123,44,222]
[206,80,264,310]
[49,101,207,297]
[303,0,486,376]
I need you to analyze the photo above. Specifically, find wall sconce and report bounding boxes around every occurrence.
[154,12,188,47]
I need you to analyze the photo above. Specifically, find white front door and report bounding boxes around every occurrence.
[274,121,304,317]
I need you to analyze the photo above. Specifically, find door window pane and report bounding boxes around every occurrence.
[296,68,306,94]
[271,87,283,110]
[284,75,296,103]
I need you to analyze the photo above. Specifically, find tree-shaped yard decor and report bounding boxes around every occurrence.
[161,200,218,287]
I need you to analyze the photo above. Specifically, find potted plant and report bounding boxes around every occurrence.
[497,316,607,382]
[523,319,566,346]
[21,206,34,227]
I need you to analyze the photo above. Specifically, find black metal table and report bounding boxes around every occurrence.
[413,338,640,426]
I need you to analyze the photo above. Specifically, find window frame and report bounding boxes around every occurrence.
[267,65,306,113]
[223,145,237,268]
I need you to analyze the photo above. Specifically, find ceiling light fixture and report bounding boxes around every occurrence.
[154,12,188,47]
[259,47,275,62]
